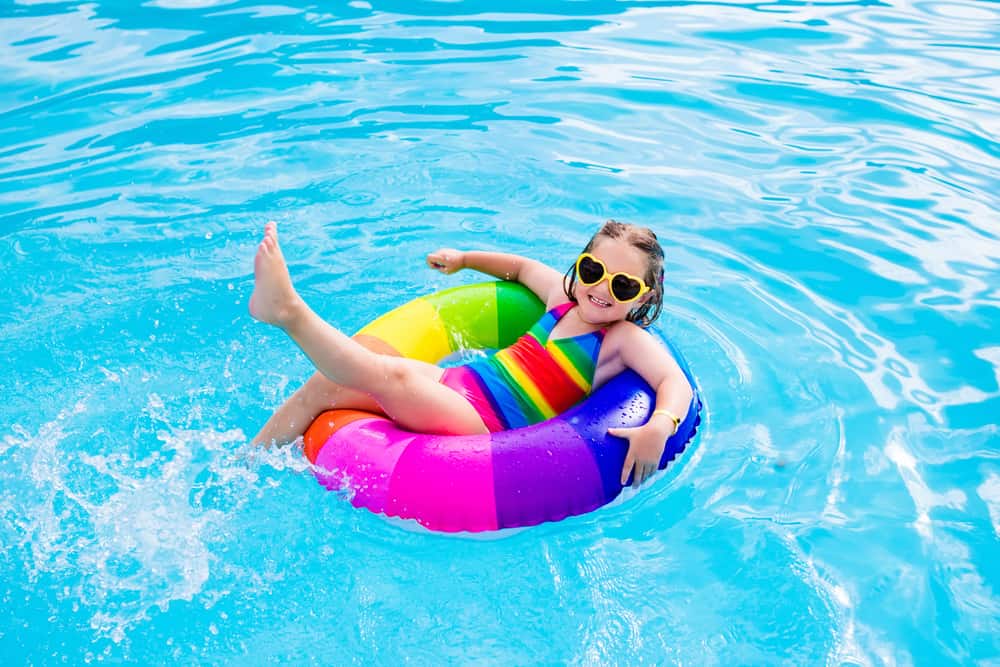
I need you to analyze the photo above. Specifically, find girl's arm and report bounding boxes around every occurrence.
[427,248,563,304]
[603,325,694,487]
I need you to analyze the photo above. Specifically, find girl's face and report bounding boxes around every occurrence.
[572,237,652,325]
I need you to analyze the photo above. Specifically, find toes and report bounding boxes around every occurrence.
[256,223,281,260]
[259,236,276,253]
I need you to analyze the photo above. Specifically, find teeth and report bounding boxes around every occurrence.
[589,295,610,307]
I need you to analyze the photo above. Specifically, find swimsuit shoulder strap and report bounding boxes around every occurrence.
[550,302,613,335]
[542,303,610,341]
[549,302,575,323]
[529,302,574,344]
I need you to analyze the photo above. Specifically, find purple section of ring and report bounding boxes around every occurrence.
[560,371,650,501]
[489,419,605,528]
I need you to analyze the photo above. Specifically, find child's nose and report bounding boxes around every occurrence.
[594,278,614,298]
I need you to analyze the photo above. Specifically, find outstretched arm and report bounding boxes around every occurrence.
[427,248,564,305]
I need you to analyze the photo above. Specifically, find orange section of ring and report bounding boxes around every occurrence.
[303,409,382,464]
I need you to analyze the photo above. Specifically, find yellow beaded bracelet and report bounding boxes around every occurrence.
[651,409,681,436]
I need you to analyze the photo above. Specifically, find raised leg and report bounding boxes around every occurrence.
[252,372,376,447]
[252,334,401,447]
[249,222,488,437]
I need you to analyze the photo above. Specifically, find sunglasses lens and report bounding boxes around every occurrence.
[577,256,605,284]
[611,274,642,301]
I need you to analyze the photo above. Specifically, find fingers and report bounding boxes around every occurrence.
[623,462,658,488]
[611,426,658,488]
[620,451,635,485]
[426,249,455,272]
[632,463,656,489]
[426,254,446,271]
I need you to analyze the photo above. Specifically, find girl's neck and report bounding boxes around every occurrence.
[552,303,613,337]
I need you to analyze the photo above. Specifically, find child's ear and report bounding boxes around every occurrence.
[629,294,651,316]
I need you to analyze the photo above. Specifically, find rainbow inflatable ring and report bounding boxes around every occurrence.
[304,281,701,533]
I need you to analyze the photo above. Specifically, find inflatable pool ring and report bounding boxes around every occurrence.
[303,281,701,532]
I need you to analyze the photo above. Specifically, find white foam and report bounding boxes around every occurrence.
[6,395,266,644]
[978,473,1000,539]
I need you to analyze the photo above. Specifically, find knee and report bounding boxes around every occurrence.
[296,372,341,405]
[303,371,337,393]
[383,360,419,389]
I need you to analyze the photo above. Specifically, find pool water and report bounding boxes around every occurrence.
[2,0,998,663]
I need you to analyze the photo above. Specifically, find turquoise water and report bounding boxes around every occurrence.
[2,0,998,663]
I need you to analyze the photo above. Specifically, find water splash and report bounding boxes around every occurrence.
[0,394,282,645]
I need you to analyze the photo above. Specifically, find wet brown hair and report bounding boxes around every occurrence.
[562,220,666,328]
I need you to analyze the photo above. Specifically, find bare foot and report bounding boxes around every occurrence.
[249,222,302,326]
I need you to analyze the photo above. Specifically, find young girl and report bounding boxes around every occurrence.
[250,220,693,488]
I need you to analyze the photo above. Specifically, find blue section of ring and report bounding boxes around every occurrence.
[558,336,702,502]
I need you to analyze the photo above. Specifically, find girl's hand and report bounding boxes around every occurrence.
[427,248,465,274]
[609,424,668,488]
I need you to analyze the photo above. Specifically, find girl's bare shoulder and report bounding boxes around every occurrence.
[605,318,651,340]
[597,319,649,356]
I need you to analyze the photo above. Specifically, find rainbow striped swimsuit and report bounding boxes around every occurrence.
[440,303,607,432]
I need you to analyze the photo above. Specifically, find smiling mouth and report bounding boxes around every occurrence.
[588,294,612,308]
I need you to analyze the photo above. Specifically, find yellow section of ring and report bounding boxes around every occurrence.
[355,296,452,363]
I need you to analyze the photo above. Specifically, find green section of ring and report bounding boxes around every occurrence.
[421,281,544,352]
[494,281,545,346]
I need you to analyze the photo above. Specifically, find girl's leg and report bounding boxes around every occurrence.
[249,223,488,436]
[252,371,379,447]
[251,335,398,447]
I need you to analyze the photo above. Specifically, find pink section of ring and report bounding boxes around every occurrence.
[386,432,498,532]
[312,418,410,515]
